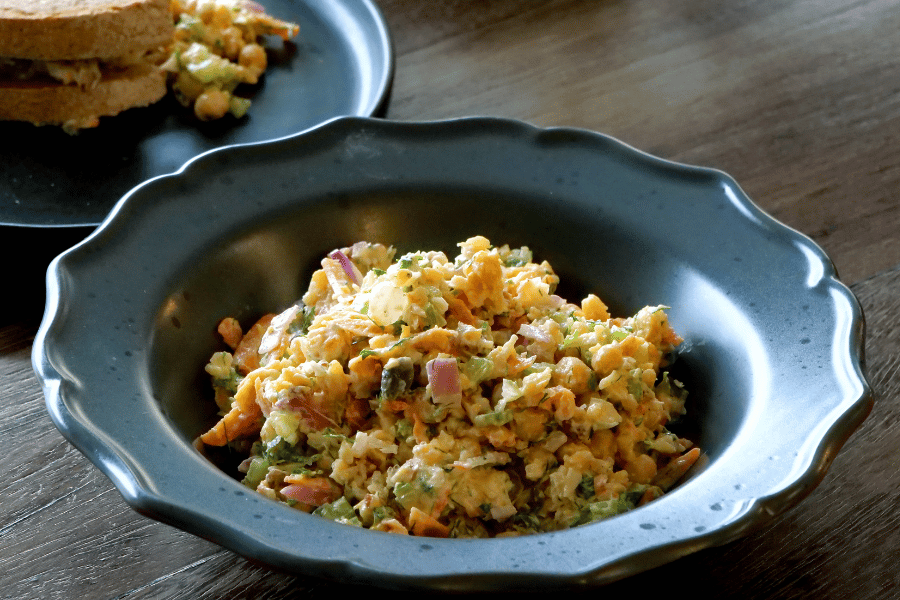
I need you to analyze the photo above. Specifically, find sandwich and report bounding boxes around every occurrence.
[0,0,175,133]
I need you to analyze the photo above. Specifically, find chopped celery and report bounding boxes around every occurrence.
[313,497,360,525]
[473,409,513,427]
[463,356,493,384]
[241,457,269,489]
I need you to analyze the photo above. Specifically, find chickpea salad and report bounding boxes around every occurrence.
[197,237,700,537]
[163,0,300,121]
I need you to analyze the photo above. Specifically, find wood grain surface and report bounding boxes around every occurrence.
[2,0,899,598]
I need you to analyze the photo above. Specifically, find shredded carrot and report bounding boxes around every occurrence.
[233,313,274,375]
[409,507,449,538]
[199,403,262,446]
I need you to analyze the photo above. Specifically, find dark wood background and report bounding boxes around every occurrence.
[2,0,899,597]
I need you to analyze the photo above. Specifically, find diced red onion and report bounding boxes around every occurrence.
[245,1,265,13]
[329,249,360,285]
[427,357,462,404]
[281,480,334,506]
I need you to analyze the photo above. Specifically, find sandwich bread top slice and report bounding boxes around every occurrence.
[0,0,173,61]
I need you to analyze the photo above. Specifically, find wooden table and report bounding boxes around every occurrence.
[2,0,899,597]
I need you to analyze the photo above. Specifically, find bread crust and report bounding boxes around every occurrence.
[0,62,167,128]
[0,0,174,61]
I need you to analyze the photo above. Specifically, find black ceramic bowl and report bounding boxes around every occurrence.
[33,117,872,591]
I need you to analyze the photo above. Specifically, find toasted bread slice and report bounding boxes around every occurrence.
[0,0,173,61]
[0,62,166,131]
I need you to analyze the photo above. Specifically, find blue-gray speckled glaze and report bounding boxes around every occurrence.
[33,116,872,591]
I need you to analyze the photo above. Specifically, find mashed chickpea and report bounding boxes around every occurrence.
[197,237,700,537]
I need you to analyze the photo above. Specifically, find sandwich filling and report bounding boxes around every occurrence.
[0,48,169,89]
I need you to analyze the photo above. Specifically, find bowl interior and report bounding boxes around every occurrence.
[149,186,748,480]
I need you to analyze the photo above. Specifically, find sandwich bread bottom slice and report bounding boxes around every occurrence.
[0,63,167,133]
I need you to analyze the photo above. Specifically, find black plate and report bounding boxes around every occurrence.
[0,0,393,228]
